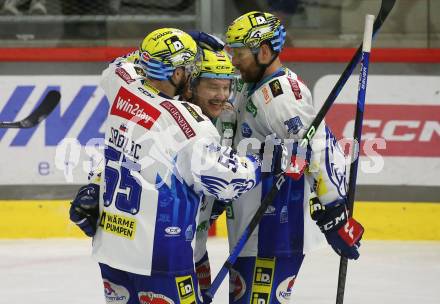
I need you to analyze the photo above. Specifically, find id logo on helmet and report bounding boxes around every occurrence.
[165,36,184,54]
[249,12,267,26]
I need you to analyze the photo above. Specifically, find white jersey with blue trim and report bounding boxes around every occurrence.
[227,68,348,256]
[92,61,261,276]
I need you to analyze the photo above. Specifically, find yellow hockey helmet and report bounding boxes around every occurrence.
[225,11,286,52]
[194,48,235,79]
[139,28,200,80]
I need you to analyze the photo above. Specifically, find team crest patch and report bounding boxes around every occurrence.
[284,116,303,134]
[269,79,283,97]
[134,66,146,77]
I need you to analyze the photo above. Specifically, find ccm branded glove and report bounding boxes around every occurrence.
[310,195,364,260]
[69,183,100,237]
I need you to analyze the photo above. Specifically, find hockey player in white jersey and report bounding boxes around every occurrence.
[180,44,238,300]
[69,28,271,304]
[222,11,365,303]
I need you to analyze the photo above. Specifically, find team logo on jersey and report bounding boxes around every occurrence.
[175,276,196,304]
[138,291,174,304]
[199,175,256,202]
[284,116,303,134]
[103,279,130,303]
[269,79,283,98]
[229,269,246,301]
[241,122,252,138]
[275,275,296,303]
[246,98,258,117]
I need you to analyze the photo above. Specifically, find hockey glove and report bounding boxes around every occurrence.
[310,196,364,260]
[187,30,225,51]
[195,252,212,302]
[69,183,100,237]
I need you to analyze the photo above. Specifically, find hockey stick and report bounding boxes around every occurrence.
[335,14,374,304]
[0,90,60,129]
[204,1,396,302]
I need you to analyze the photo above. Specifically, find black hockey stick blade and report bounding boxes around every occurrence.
[336,1,396,304]
[0,90,60,129]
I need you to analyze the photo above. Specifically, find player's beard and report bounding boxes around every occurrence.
[240,62,265,84]
[175,74,190,96]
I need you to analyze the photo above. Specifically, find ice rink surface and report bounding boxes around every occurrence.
[1,238,439,304]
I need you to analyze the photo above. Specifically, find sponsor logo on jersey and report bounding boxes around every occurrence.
[250,258,274,303]
[111,86,161,130]
[185,225,193,241]
[175,276,196,304]
[284,116,303,134]
[99,211,137,240]
[138,291,175,304]
[276,275,296,303]
[115,67,135,84]
[262,86,272,104]
[160,101,196,139]
[103,279,130,303]
[254,266,273,285]
[230,268,246,301]
[269,79,283,98]
[287,78,302,100]
[195,258,211,290]
[251,292,269,304]
[235,78,244,92]
[196,220,209,232]
[280,205,288,223]
[246,98,258,117]
[165,226,181,236]
[264,205,276,215]
[241,122,252,138]
[181,102,204,122]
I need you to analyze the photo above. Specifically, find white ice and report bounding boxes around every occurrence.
[0,238,439,303]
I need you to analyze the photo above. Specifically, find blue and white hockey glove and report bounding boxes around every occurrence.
[310,196,364,260]
[69,183,100,237]
[187,30,225,51]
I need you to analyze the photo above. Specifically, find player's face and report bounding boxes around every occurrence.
[230,47,261,83]
[192,78,231,119]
